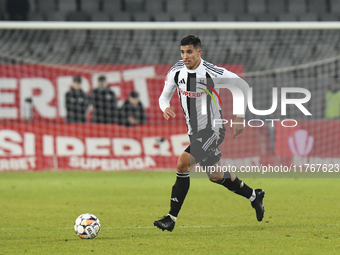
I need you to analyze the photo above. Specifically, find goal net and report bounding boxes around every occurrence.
[0,22,339,173]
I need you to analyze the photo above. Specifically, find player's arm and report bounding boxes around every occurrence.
[159,91,176,120]
[159,73,177,120]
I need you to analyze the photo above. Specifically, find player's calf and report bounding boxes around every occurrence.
[217,172,265,221]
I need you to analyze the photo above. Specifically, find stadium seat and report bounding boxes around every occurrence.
[91,12,111,21]
[267,0,287,14]
[133,12,152,21]
[0,0,7,19]
[247,0,266,14]
[165,0,185,14]
[256,14,277,22]
[172,12,192,21]
[0,11,5,21]
[278,13,298,21]
[90,30,111,49]
[298,13,319,21]
[227,0,246,14]
[141,44,162,64]
[67,30,88,48]
[236,14,257,21]
[155,30,176,45]
[37,0,57,12]
[125,0,144,12]
[66,10,91,21]
[216,13,236,21]
[187,0,206,14]
[111,12,132,21]
[315,44,338,59]
[319,13,338,21]
[329,0,340,14]
[80,0,100,13]
[102,0,123,14]
[207,0,227,14]
[58,0,77,12]
[192,13,216,21]
[153,12,172,21]
[145,0,164,14]
[29,11,45,21]
[28,0,38,12]
[287,0,307,14]
[46,11,66,21]
[308,0,328,13]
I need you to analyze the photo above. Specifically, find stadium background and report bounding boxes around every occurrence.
[0,0,339,171]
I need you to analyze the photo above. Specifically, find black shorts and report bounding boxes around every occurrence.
[184,129,225,167]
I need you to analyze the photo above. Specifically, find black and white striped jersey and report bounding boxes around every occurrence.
[160,58,241,136]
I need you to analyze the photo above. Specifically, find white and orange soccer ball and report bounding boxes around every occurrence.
[74,213,101,239]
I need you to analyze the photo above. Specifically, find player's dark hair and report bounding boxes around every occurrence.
[98,75,106,82]
[73,76,81,83]
[130,91,139,98]
[181,35,201,49]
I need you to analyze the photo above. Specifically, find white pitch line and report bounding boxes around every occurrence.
[0,225,235,231]
[1,223,339,231]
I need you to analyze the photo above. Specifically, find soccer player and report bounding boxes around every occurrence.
[154,35,265,232]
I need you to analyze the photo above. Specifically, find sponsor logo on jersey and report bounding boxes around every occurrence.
[179,88,205,98]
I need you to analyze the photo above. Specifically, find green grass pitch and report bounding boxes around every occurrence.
[0,171,340,255]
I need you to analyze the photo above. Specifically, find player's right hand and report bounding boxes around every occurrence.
[163,107,176,120]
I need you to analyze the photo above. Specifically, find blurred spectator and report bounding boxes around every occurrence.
[65,76,89,123]
[6,0,30,21]
[325,77,340,119]
[22,97,33,122]
[90,75,118,123]
[119,91,147,126]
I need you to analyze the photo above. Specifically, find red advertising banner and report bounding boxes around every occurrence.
[0,64,243,124]
[0,123,188,171]
[1,64,339,171]
[0,121,338,171]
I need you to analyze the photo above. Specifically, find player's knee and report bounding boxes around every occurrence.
[177,160,190,173]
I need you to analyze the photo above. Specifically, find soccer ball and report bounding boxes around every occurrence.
[74,213,101,239]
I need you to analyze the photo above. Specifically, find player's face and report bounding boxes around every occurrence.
[180,45,202,70]
[72,82,81,90]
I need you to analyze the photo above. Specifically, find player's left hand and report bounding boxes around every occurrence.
[231,116,245,139]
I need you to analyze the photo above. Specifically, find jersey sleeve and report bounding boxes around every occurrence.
[158,69,177,112]
[162,70,177,93]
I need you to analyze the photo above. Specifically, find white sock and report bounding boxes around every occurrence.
[168,214,177,222]
[249,189,256,202]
